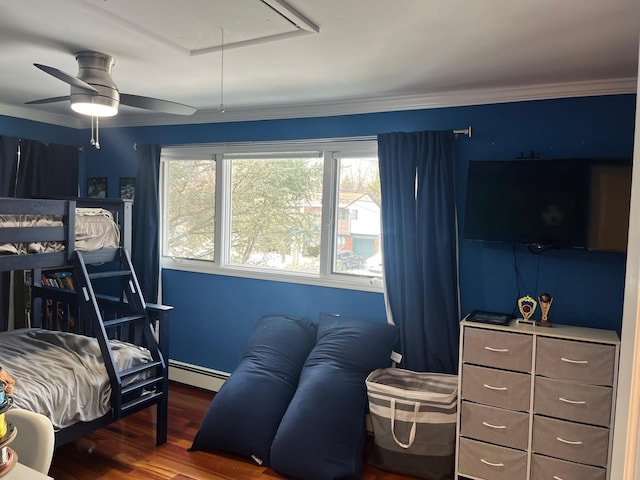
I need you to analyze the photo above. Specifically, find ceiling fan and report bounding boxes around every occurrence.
[26,50,197,117]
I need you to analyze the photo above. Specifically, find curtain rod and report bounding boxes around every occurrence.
[454,127,472,138]
[162,126,473,152]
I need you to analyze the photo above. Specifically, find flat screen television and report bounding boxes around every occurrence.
[463,158,632,252]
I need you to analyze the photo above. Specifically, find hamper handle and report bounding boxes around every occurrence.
[390,398,419,449]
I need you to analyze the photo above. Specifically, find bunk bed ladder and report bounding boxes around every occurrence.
[73,248,167,422]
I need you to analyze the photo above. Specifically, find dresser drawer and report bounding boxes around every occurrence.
[536,337,616,386]
[530,454,606,480]
[461,364,531,411]
[534,376,613,426]
[460,401,529,449]
[463,327,532,373]
[532,416,609,467]
[458,437,527,480]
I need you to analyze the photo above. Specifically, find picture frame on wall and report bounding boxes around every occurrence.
[119,177,136,200]
[87,177,108,198]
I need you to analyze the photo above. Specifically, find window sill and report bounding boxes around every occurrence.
[161,258,384,293]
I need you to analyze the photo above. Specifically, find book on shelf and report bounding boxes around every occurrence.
[41,271,74,290]
[55,271,74,290]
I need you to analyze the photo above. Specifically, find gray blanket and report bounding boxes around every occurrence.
[0,328,152,430]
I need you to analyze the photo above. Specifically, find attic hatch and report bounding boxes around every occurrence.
[80,0,319,55]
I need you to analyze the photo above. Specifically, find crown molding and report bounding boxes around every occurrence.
[1,77,636,130]
[0,103,83,128]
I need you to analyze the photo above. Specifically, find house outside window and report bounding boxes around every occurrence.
[334,157,381,278]
[161,138,382,290]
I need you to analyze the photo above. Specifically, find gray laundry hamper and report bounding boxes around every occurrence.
[366,368,458,480]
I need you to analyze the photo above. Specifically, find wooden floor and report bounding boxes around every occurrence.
[49,382,418,480]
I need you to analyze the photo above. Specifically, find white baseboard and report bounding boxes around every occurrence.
[168,360,229,392]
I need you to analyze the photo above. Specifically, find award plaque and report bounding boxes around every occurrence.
[517,295,537,325]
[537,292,553,327]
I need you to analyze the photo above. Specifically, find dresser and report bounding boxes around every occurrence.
[455,319,619,480]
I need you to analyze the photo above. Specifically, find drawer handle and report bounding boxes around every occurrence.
[556,436,583,445]
[559,397,587,405]
[483,383,508,391]
[482,421,507,429]
[484,346,509,353]
[560,357,589,365]
[480,459,505,468]
[553,476,567,480]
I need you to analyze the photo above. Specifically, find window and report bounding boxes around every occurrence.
[164,159,216,261]
[228,155,323,273]
[334,157,382,279]
[161,138,382,290]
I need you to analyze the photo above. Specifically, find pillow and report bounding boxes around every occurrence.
[190,315,317,466]
[270,313,399,480]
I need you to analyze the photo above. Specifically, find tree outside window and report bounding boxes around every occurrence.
[162,140,382,288]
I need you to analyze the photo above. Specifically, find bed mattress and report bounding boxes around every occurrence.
[0,328,152,430]
[0,207,120,255]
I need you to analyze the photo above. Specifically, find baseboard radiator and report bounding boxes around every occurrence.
[168,360,230,392]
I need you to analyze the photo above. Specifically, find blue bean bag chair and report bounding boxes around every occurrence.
[190,314,317,466]
[270,313,399,479]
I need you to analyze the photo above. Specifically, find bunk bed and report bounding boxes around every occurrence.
[0,197,170,447]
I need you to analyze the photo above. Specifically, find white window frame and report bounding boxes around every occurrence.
[160,137,382,292]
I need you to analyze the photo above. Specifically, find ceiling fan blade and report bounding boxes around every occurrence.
[25,95,70,105]
[34,63,99,93]
[120,93,196,115]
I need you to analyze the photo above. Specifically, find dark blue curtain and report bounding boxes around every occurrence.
[14,140,47,197]
[378,131,459,374]
[0,136,18,197]
[0,136,19,330]
[15,140,78,197]
[132,144,161,304]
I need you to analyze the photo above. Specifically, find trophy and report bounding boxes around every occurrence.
[517,295,537,325]
[537,293,553,327]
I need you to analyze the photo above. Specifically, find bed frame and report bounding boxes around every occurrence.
[0,197,170,447]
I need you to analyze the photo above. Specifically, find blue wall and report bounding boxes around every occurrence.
[161,271,387,373]
[0,115,79,144]
[2,94,636,373]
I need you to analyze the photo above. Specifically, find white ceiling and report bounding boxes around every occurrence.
[0,0,638,128]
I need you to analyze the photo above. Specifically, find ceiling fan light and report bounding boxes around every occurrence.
[71,101,118,117]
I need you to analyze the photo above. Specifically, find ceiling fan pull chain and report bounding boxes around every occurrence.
[219,27,225,113]
[95,116,101,150]
[90,115,96,146]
